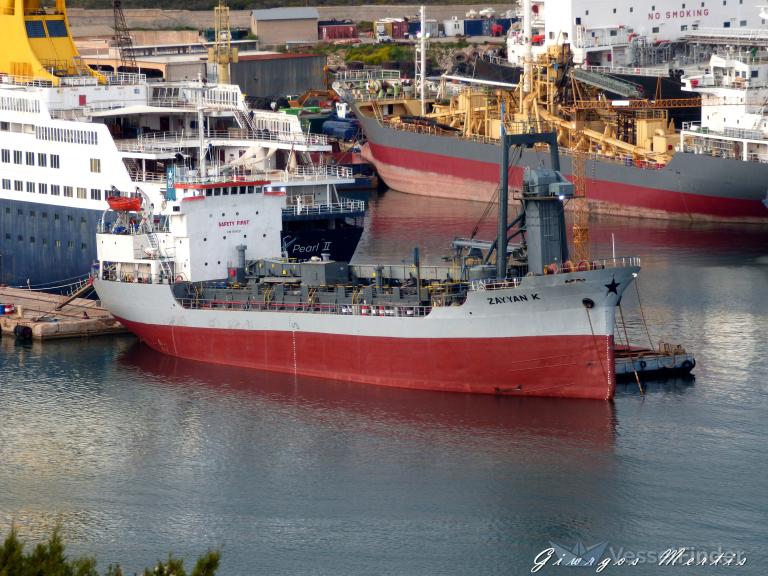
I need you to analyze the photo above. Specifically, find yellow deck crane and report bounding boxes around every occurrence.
[209,0,238,84]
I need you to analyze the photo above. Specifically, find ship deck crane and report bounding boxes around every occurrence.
[209,0,238,84]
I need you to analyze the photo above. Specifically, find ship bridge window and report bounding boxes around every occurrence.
[2,179,9,190]
[13,151,21,164]
[1,149,8,163]
[51,154,60,169]
[90,158,101,173]
[740,19,747,26]
[0,122,7,131]
[214,188,221,196]
[38,183,47,194]
[26,182,34,193]
[14,181,23,191]
[723,20,730,27]
[51,184,60,196]
[38,153,47,166]
[24,21,46,38]
[90,188,102,201]
[45,20,68,37]
[77,187,86,199]
[25,152,34,166]
[63,186,72,197]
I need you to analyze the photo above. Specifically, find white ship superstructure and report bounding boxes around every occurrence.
[0,0,361,286]
[680,53,768,164]
[509,0,767,66]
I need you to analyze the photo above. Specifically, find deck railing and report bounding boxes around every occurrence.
[282,199,365,217]
[175,296,433,317]
[118,129,329,152]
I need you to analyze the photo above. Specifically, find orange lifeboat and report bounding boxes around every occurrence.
[107,196,143,212]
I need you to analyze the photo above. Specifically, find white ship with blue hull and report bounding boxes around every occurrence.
[0,0,363,288]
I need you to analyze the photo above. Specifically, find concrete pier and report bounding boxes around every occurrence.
[0,287,126,340]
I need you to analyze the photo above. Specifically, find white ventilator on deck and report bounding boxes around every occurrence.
[523,0,532,94]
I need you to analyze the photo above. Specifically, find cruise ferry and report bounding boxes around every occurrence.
[0,0,363,288]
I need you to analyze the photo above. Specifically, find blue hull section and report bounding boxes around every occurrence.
[0,197,365,288]
[0,197,101,288]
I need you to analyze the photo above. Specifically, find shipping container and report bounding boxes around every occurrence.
[463,18,484,36]
[391,20,409,39]
[408,19,438,37]
[481,18,492,36]
[320,24,358,41]
[442,18,465,36]
[375,20,393,36]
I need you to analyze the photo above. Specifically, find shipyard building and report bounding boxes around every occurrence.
[250,7,319,47]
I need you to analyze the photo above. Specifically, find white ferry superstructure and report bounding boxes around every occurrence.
[0,0,362,287]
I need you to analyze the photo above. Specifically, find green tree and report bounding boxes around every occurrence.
[0,526,220,576]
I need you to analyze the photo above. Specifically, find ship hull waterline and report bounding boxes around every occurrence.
[94,265,637,401]
[357,114,768,224]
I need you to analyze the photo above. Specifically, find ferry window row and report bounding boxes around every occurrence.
[3,232,87,250]
[35,126,98,146]
[1,179,103,200]
[1,149,60,169]
[4,207,87,226]
[0,96,40,114]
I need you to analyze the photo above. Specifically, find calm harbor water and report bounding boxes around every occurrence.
[1,189,767,575]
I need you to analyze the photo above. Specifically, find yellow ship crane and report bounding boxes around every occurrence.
[570,144,590,263]
[209,0,238,84]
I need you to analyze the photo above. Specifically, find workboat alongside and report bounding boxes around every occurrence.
[94,129,641,400]
[0,0,365,288]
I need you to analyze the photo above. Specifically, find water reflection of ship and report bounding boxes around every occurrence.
[358,190,768,263]
[119,342,617,447]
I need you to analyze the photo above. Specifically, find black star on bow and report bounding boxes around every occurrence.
[605,277,620,295]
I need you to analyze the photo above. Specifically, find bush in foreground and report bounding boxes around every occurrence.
[0,526,219,576]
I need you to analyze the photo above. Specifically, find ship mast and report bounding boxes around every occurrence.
[415,5,428,116]
[522,0,532,94]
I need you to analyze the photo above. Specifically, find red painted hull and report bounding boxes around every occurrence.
[116,316,616,400]
[364,142,765,221]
